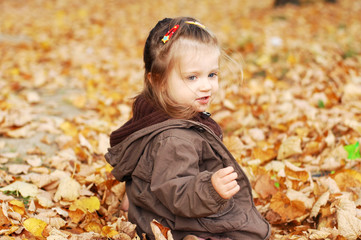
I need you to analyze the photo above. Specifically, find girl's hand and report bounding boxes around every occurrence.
[211,166,240,199]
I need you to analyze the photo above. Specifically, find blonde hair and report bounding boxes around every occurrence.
[140,17,220,119]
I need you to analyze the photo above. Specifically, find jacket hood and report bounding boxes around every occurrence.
[105,119,212,182]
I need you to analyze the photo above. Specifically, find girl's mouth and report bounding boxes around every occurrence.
[196,96,210,104]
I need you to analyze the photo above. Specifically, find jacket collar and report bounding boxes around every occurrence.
[105,119,219,182]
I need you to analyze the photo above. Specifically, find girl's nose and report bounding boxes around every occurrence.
[200,77,212,91]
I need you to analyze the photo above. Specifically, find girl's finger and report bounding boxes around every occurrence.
[217,166,234,177]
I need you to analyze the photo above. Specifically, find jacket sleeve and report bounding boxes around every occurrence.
[149,132,229,218]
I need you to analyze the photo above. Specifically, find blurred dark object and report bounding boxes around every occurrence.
[274,0,336,7]
[274,0,300,6]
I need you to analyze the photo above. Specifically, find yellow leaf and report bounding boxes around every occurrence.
[59,121,78,137]
[84,221,102,233]
[102,226,119,238]
[69,196,100,213]
[9,200,25,215]
[23,218,47,238]
[105,163,113,173]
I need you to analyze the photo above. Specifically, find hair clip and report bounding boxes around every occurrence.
[162,25,179,44]
[185,21,206,29]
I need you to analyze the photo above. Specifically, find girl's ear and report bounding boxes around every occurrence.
[147,72,153,84]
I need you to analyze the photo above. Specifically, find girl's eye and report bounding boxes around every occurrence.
[187,75,197,81]
[208,72,218,78]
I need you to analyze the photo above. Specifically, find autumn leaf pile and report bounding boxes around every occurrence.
[0,0,361,239]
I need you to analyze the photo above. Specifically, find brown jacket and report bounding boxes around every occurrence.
[105,119,271,240]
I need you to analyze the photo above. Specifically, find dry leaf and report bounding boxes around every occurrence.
[277,136,302,160]
[8,164,30,175]
[310,191,330,218]
[0,207,11,228]
[332,169,361,192]
[69,196,100,213]
[253,174,278,199]
[284,161,311,183]
[266,191,306,224]
[0,181,38,198]
[24,173,59,188]
[23,218,48,238]
[54,176,81,202]
[84,221,102,234]
[101,226,119,238]
[308,229,331,239]
[286,189,314,209]
[337,204,361,239]
[69,209,86,224]
[9,200,25,215]
[25,155,43,167]
[150,220,174,240]
[36,190,55,208]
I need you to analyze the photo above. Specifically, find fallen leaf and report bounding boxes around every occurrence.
[253,174,278,199]
[101,226,119,238]
[266,191,306,224]
[23,217,47,238]
[69,209,86,224]
[151,220,174,240]
[284,161,310,183]
[0,181,38,198]
[0,207,11,228]
[8,164,30,175]
[54,176,81,202]
[310,191,330,218]
[84,221,102,234]
[337,197,361,240]
[332,169,361,192]
[9,200,25,215]
[69,196,100,213]
[277,136,302,160]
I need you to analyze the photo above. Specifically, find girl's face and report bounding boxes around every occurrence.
[166,42,220,113]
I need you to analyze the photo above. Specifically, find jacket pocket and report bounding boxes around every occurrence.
[197,199,248,233]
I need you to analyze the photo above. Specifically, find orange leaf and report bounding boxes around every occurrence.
[0,208,11,228]
[101,226,119,238]
[332,169,361,191]
[68,209,85,224]
[266,192,306,224]
[152,220,170,238]
[84,221,102,234]
[252,146,277,163]
[253,174,278,199]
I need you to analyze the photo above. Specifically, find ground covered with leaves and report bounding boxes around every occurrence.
[0,0,361,239]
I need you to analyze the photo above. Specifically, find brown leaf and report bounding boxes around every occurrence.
[0,207,11,229]
[253,174,278,199]
[332,169,361,192]
[252,146,277,163]
[69,209,86,224]
[277,136,302,160]
[150,220,174,240]
[266,192,306,224]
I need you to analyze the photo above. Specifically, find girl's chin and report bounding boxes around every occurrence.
[194,106,209,113]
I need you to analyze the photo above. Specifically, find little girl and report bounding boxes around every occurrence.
[105,17,270,240]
